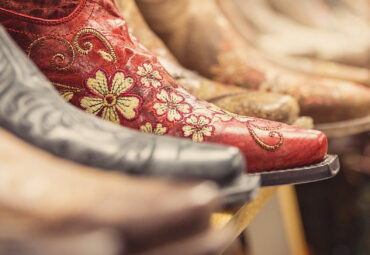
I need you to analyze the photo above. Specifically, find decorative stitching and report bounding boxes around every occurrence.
[140,121,168,136]
[153,89,192,122]
[27,36,75,71]
[207,103,283,150]
[80,68,142,124]
[246,121,284,151]
[73,28,118,67]
[53,82,84,92]
[182,115,215,142]
[137,63,163,88]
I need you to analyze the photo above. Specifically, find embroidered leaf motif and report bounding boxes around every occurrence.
[60,91,74,102]
[98,50,114,62]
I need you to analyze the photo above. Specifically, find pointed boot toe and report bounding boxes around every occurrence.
[150,142,245,184]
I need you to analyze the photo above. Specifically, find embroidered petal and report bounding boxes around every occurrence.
[153,103,169,115]
[86,70,109,97]
[137,66,147,76]
[151,79,162,88]
[102,106,120,124]
[192,131,204,142]
[60,91,74,102]
[156,90,170,102]
[116,96,140,120]
[182,125,196,137]
[144,63,152,72]
[152,70,162,80]
[201,126,214,136]
[176,103,191,115]
[80,97,104,115]
[140,122,153,133]
[111,71,134,95]
[167,108,182,122]
[185,115,198,125]
[198,116,211,126]
[170,92,184,104]
[141,77,152,87]
[154,124,167,135]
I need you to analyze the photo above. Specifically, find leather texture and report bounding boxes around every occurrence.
[136,0,370,124]
[0,0,327,173]
[0,125,228,255]
[218,0,370,86]
[116,0,301,124]
[0,26,245,184]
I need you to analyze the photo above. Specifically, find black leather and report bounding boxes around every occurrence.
[0,26,246,185]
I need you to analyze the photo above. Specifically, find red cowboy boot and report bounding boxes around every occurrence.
[0,0,328,176]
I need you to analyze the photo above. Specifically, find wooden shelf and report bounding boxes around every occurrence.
[212,187,277,246]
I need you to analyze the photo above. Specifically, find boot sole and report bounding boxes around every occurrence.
[220,154,339,206]
[315,115,370,138]
[220,174,260,207]
[252,154,340,187]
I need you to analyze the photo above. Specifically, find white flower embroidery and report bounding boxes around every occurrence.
[137,63,163,88]
[140,122,167,135]
[182,115,215,142]
[153,90,191,122]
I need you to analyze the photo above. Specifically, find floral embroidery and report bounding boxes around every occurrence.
[153,90,191,122]
[81,69,142,124]
[140,122,168,135]
[182,115,215,142]
[137,63,163,88]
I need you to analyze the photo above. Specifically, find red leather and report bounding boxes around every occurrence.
[0,0,327,173]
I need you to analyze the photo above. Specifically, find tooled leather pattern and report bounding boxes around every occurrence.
[0,26,244,182]
[1,0,79,19]
[0,0,328,171]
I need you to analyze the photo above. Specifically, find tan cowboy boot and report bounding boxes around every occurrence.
[136,0,370,125]
[268,0,370,37]
[339,0,370,22]
[117,0,301,124]
[0,127,232,255]
[218,0,370,85]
